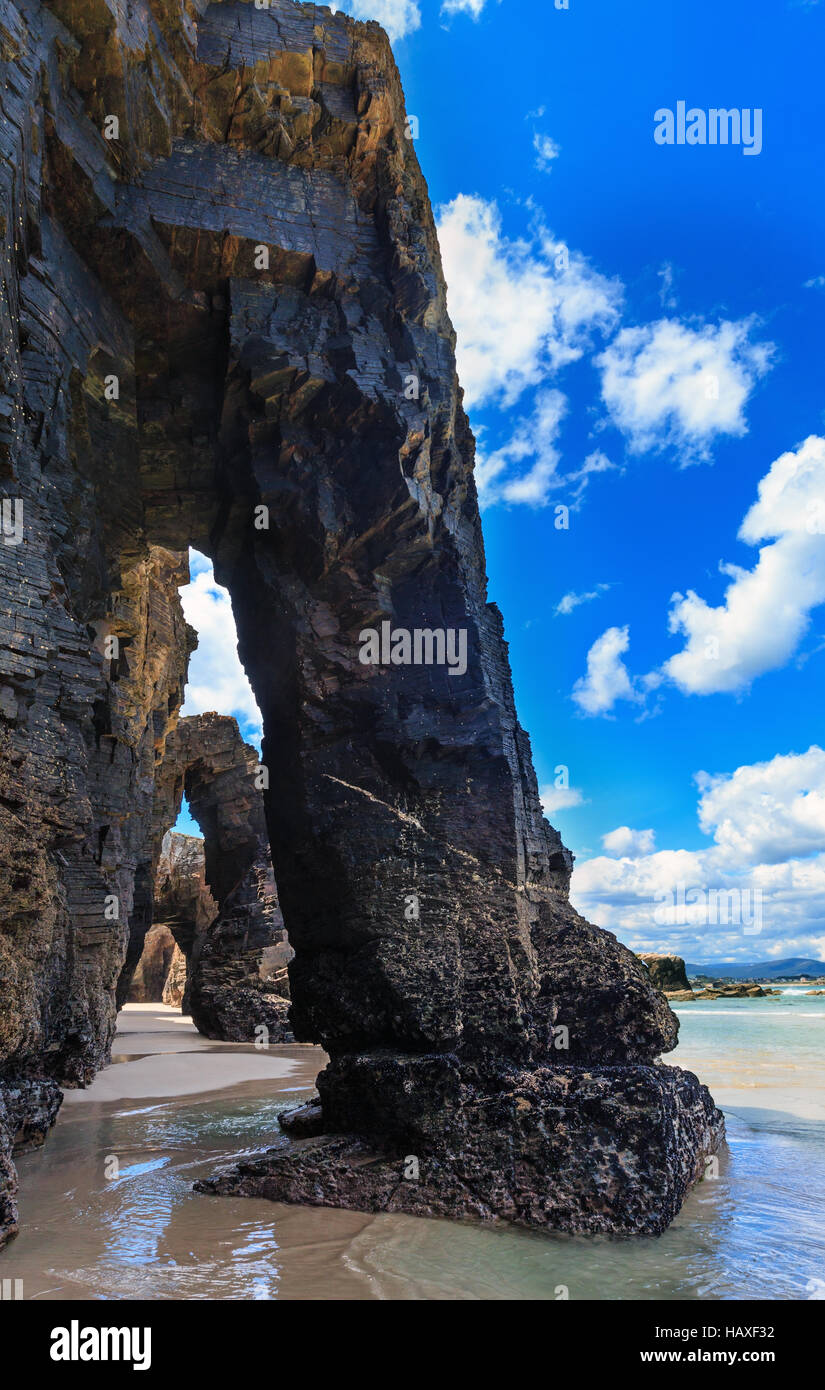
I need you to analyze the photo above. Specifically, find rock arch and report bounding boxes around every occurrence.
[137,712,294,1040]
[0,0,722,1242]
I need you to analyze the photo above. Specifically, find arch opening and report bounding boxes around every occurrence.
[122,555,294,1043]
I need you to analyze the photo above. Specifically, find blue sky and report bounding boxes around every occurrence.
[178,0,825,964]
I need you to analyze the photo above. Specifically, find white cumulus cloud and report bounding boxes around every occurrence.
[572,435,825,711]
[437,194,622,411]
[540,783,586,814]
[437,194,621,507]
[534,132,561,172]
[571,747,825,961]
[330,0,420,42]
[475,388,567,507]
[602,826,657,856]
[596,317,774,457]
[441,0,488,16]
[664,434,825,694]
[572,625,642,715]
[179,551,263,744]
[696,746,825,865]
[555,583,611,616]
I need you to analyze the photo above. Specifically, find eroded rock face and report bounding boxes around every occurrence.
[0,0,723,1241]
[162,943,187,1007]
[127,922,180,1002]
[0,1076,62,1247]
[151,830,218,974]
[147,721,294,1040]
[132,829,217,1008]
[0,535,191,1239]
[206,1064,722,1235]
[638,953,692,996]
[127,719,295,1039]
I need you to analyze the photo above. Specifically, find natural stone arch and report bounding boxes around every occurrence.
[0,0,723,1242]
[143,712,293,1040]
[150,831,216,1007]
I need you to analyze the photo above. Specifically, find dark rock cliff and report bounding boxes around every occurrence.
[0,0,723,1244]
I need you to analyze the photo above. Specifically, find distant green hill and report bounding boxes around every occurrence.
[686,956,825,980]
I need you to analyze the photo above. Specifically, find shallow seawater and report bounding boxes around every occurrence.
[2,995,823,1300]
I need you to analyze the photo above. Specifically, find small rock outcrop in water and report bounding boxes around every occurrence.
[692,982,776,1000]
[638,957,782,1002]
[0,0,723,1243]
[638,953,693,997]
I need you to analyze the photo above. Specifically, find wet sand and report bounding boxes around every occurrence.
[2,998,823,1300]
[61,1006,314,1103]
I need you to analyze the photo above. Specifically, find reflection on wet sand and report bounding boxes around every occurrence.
[1,1001,823,1300]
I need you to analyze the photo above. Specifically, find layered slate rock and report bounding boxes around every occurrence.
[0,541,191,1240]
[147,830,218,1002]
[145,723,294,1040]
[128,921,180,1002]
[0,0,723,1241]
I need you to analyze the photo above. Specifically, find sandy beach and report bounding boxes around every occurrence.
[1,994,822,1300]
[60,1005,323,1105]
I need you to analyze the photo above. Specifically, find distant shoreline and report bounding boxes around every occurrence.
[667,979,825,1002]
[689,977,825,988]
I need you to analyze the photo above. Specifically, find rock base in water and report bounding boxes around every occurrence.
[197,1062,723,1236]
[278,1102,325,1138]
[638,953,692,994]
[0,1079,63,1247]
[200,985,294,1045]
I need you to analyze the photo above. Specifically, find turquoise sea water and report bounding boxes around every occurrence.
[672,987,825,1096]
[1,991,823,1300]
